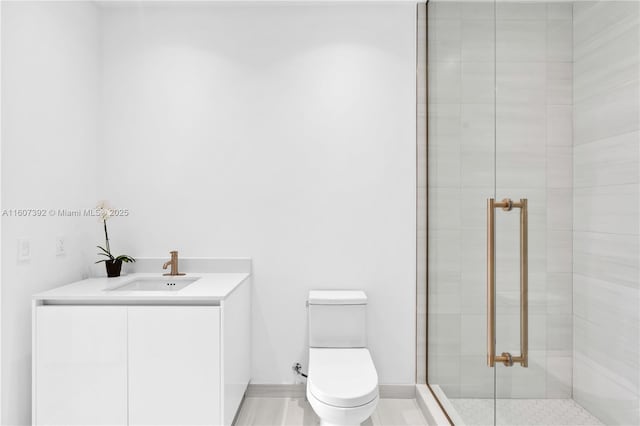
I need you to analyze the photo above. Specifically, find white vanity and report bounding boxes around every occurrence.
[32,259,251,426]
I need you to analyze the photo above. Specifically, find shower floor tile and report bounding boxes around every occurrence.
[449,398,603,426]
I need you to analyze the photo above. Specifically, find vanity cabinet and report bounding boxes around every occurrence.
[33,275,250,426]
[128,307,221,426]
[35,306,128,425]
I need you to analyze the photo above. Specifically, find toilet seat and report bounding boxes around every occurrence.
[307,348,378,408]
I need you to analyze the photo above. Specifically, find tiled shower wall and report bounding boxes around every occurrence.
[572,2,640,425]
[427,1,573,398]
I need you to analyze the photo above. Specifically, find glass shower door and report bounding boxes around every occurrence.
[430,1,635,425]
[492,1,574,424]
[427,1,498,424]
[428,1,573,424]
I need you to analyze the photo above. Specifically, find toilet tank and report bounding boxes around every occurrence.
[308,290,367,348]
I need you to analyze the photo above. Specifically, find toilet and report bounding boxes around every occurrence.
[306,290,379,426]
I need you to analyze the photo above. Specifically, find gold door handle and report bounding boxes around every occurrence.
[487,198,528,368]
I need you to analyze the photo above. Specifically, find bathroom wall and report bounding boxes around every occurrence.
[428,1,573,399]
[572,2,640,424]
[1,2,100,424]
[98,3,417,385]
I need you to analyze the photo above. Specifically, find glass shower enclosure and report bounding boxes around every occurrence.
[426,1,640,425]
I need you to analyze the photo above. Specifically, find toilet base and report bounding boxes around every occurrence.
[307,387,378,426]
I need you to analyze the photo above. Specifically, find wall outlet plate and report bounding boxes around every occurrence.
[56,236,66,257]
[17,238,31,262]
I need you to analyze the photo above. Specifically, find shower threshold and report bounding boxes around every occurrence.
[431,385,603,426]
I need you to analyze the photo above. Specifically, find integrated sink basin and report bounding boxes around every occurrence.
[108,277,199,292]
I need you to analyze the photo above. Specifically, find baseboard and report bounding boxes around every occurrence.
[246,383,416,399]
[379,384,416,399]
[415,384,452,426]
[246,384,306,398]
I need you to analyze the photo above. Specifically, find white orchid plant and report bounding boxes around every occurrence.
[95,201,135,265]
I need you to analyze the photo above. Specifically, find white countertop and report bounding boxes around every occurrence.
[33,273,250,303]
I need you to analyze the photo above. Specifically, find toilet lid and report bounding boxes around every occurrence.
[308,348,378,408]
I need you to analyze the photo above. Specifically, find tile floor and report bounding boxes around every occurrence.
[234,397,429,426]
[449,398,604,426]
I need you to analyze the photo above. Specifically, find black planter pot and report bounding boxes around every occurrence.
[105,259,123,278]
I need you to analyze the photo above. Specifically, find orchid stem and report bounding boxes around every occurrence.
[103,220,111,257]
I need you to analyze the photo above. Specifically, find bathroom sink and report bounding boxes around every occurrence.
[108,277,199,292]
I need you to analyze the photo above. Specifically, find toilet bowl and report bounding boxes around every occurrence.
[307,348,379,426]
[306,291,379,426]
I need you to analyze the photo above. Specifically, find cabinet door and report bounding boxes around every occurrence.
[128,306,221,426]
[35,306,127,426]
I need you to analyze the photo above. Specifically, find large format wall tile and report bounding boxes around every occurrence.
[574,82,640,146]
[573,232,639,287]
[496,2,546,20]
[496,62,546,104]
[462,63,495,103]
[546,62,573,105]
[547,3,572,20]
[547,146,573,188]
[573,2,640,424]
[547,20,572,62]
[547,105,573,146]
[461,20,494,62]
[574,131,639,188]
[496,20,546,62]
[574,351,639,426]
[573,184,639,235]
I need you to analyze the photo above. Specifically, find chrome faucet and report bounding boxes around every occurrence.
[162,250,185,276]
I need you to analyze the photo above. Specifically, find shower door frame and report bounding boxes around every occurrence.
[419,1,458,424]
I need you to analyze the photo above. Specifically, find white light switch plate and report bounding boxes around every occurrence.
[18,238,31,262]
[56,236,66,256]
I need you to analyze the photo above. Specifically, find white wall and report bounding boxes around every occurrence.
[572,2,640,424]
[99,3,417,385]
[1,1,99,424]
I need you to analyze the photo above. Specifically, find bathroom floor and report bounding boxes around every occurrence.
[234,397,429,426]
[449,398,603,426]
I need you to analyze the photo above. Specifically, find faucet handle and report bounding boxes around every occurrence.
[163,250,185,276]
